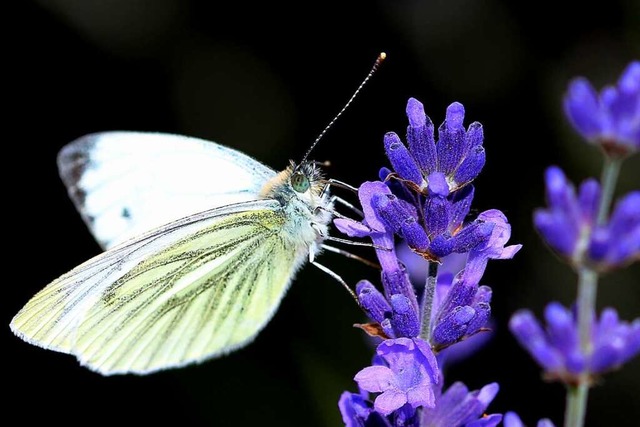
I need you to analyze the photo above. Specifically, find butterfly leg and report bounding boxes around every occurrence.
[312,223,390,251]
[329,195,364,217]
[321,244,380,269]
[319,178,358,200]
[310,259,359,303]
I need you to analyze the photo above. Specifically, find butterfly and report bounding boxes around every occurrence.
[10,130,336,375]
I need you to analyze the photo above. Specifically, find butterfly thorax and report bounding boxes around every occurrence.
[259,161,332,253]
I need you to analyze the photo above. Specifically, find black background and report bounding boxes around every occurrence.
[5,1,639,426]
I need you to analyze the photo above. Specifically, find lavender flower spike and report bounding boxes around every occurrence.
[564,60,640,157]
[354,338,440,416]
[509,302,640,382]
[382,98,486,194]
[534,166,640,271]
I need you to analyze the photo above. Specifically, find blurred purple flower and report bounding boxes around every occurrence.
[420,382,502,427]
[503,412,555,427]
[564,60,640,157]
[354,338,440,416]
[509,302,640,381]
[534,166,640,271]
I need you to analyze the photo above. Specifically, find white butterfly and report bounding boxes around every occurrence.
[10,131,334,375]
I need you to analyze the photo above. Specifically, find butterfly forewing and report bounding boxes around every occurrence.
[12,200,305,375]
[58,132,276,249]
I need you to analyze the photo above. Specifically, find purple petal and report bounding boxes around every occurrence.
[374,193,413,234]
[428,235,453,258]
[402,217,430,252]
[619,61,640,92]
[384,132,424,187]
[534,209,577,257]
[466,414,503,427]
[577,178,600,225]
[374,389,407,415]
[357,280,392,324]
[406,383,436,409]
[465,121,484,148]
[564,77,603,141]
[437,102,467,174]
[381,268,419,312]
[590,342,623,372]
[544,302,578,354]
[448,221,494,254]
[355,366,396,393]
[406,97,438,173]
[475,286,493,304]
[609,63,640,146]
[424,194,451,237]
[334,217,372,238]
[454,145,486,188]
[588,227,611,262]
[449,185,475,231]
[509,310,565,371]
[608,191,640,236]
[476,382,500,409]
[426,171,450,197]
[476,209,518,255]
[390,294,420,338]
[503,412,525,427]
[441,274,477,312]
[544,167,580,219]
[467,302,491,335]
[358,181,393,232]
[338,391,373,427]
[414,337,441,383]
[433,306,475,347]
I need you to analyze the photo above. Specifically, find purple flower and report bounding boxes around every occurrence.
[372,184,494,262]
[383,98,486,194]
[509,302,640,381]
[335,181,420,313]
[427,210,520,350]
[534,166,640,271]
[374,99,493,262]
[429,269,493,351]
[339,391,391,427]
[503,412,555,427]
[563,60,640,157]
[354,338,440,416]
[420,382,502,427]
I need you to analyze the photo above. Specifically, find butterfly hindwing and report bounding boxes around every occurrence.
[11,200,304,375]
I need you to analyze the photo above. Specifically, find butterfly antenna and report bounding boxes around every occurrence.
[297,52,387,167]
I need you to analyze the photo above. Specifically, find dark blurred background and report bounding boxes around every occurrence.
[5,1,639,426]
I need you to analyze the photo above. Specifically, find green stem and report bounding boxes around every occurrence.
[563,156,622,427]
[596,157,622,224]
[419,262,439,341]
[565,383,589,427]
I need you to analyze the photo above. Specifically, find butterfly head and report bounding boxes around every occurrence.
[260,161,328,208]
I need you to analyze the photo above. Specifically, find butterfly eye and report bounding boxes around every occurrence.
[291,171,310,193]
